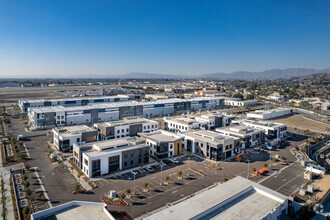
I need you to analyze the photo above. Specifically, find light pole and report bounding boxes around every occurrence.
[269,150,272,168]
[160,165,163,186]
[188,160,190,176]
[247,159,250,179]
[133,173,136,195]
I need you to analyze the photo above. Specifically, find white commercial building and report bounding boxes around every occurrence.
[73,137,149,178]
[178,129,241,160]
[143,176,289,220]
[52,125,98,152]
[216,124,264,149]
[94,117,158,140]
[234,119,288,146]
[225,99,258,107]
[18,95,130,112]
[246,108,292,120]
[164,112,235,133]
[28,97,225,130]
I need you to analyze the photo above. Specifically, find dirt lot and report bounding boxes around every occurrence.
[270,114,329,134]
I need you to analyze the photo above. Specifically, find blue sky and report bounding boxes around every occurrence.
[0,0,329,77]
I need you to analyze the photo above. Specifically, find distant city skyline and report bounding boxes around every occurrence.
[0,0,330,77]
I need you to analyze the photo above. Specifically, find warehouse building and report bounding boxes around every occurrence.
[18,95,130,112]
[28,97,224,130]
[52,125,98,152]
[246,108,292,120]
[94,117,158,140]
[178,129,241,160]
[139,130,184,159]
[216,124,264,149]
[143,176,289,220]
[73,137,149,178]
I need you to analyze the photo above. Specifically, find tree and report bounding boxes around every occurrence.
[125,188,131,194]
[223,177,228,182]
[264,163,268,168]
[23,206,30,215]
[25,164,31,170]
[77,174,81,182]
[233,93,243,99]
[26,189,31,197]
[75,183,81,192]
[38,192,43,198]
[165,176,169,182]
[252,168,256,172]
[177,170,182,178]
[70,167,74,173]
[22,168,25,175]
[23,175,28,182]
[25,181,30,188]
[144,182,148,189]
[246,94,255,100]
[119,192,126,200]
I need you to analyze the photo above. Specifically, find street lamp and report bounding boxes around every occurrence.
[188,160,190,176]
[160,165,164,186]
[247,159,250,179]
[133,173,136,195]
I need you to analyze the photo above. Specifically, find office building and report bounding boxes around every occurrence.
[28,97,224,130]
[246,108,292,120]
[73,137,149,178]
[143,176,289,220]
[94,117,158,140]
[164,112,235,133]
[178,129,241,160]
[216,124,264,149]
[234,119,288,146]
[139,130,184,159]
[52,125,98,152]
[18,95,130,112]
[224,99,258,107]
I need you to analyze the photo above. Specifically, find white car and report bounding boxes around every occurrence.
[130,170,138,176]
[169,157,179,164]
[159,161,166,167]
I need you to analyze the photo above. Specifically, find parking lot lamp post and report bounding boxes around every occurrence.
[188,160,190,176]
[247,160,250,179]
[133,173,136,195]
[160,165,163,186]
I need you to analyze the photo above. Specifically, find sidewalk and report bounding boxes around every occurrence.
[0,169,15,220]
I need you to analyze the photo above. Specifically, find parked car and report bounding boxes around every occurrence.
[145,167,154,172]
[130,170,138,176]
[169,157,179,164]
[159,161,166,167]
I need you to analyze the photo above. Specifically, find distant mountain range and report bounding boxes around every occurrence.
[100,68,330,80]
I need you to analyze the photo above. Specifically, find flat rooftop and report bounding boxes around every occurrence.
[81,137,147,157]
[139,130,183,143]
[54,125,95,137]
[31,201,112,220]
[248,108,291,115]
[143,176,287,220]
[29,97,224,113]
[216,124,262,135]
[237,119,285,127]
[180,129,236,145]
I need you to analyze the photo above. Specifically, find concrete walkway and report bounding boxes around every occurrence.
[0,169,15,220]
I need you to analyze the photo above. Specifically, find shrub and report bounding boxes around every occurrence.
[23,175,28,182]
[23,206,30,215]
[264,163,268,168]
[25,181,30,188]
[177,170,183,177]
[25,164,31,170]
[75,183,81,192]
[252,168,256,172]
[165,176,169,181]
[119,192,126,199]
[144,182,148,188]
[125,188,131,194]
[223,178,228,182]
[26,189,31,197]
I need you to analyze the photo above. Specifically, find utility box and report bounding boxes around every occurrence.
[304,171,312,180]
[299,189,306,196]
[109,190,116,198]
[307,185,314,193]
